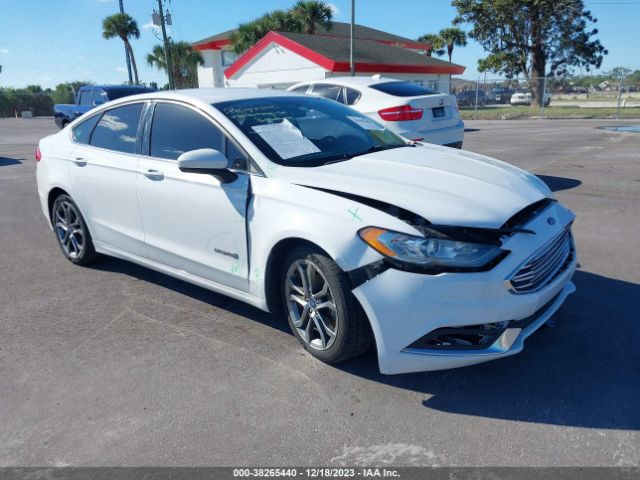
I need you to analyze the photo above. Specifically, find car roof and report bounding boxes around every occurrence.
[102,88,304,106]
[292,76,406,88]
[81,85,155,91]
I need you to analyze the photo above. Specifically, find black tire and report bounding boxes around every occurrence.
[51,194,99,265]
[281,245,373,364]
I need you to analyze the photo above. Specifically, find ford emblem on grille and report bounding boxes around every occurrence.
[547,217,556,225]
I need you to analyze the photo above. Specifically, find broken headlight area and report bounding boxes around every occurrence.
[358,226,509,273]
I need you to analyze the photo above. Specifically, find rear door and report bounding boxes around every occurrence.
[136,101,251,291]
[69,102,147,256]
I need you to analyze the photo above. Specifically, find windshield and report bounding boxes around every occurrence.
[214,96,407,167]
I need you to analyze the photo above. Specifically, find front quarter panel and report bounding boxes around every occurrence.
[248,175,420,299]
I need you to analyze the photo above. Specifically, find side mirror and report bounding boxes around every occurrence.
[177,148,236,183]
[92,99,105,107]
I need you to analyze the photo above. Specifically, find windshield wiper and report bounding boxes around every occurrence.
[351,143,408,158]
[321,144,409,166]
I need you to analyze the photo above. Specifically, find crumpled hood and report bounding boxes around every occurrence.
[270,144,551,228]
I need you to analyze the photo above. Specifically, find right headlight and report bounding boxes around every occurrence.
[358,227,504,270]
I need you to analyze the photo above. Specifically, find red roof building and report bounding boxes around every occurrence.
[192,22,465,91]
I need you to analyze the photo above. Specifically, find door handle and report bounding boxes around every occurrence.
[72,157,87,167]
[141,169,164,180]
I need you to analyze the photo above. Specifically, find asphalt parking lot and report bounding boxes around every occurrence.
[1,117,638,467]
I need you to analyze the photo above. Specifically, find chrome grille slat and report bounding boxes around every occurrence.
[509,228,573,294]
[523,240,570,281]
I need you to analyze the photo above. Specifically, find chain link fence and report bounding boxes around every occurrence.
[451,76,639,119]
[0,90,59,118]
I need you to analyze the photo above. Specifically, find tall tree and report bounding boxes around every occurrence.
[438,27,467,63]
[291,0,333,34]
[147,41,204,89]
[453,0,606,107]
[417,33,445,57]
[230,1,333,53]
[102,13,141,84]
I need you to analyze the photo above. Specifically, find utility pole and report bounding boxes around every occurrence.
[118,0,133,85]
[349,0,355,76]
[157,0,175,89]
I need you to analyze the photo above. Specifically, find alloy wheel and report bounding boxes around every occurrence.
[285,259,338,351]
[53,200,85,259]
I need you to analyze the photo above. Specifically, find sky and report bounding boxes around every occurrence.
[1,0,639,89]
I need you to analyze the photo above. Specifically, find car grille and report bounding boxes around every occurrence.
[509,228,574,294]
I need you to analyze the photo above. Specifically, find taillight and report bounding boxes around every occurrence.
[378,105,423,121]
[35,147,42,162]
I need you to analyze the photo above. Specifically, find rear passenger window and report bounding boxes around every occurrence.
[72,114,101,144]
[150,103,224,160]
[290,86,309,94]
[89,103,143,154]
[344,87,361,105]
[310,84,343,102]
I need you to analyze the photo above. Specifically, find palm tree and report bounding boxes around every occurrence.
[291,0,333,34]
[102,13,140,84]
[147,41,204,89]
[230,2,333,53]
[417,33,445,57]
[438,27,467,63]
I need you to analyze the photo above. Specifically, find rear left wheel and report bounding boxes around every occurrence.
[51,194,99,265]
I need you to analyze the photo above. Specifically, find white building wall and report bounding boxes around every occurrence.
[225,43,328,89]
[197,50,225,88]
[198,43,453,93]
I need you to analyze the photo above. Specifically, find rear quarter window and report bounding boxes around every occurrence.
[72,114,101,144]
[344,87,361,105]
[370,81,438,97]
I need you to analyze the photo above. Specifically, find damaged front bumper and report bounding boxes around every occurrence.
[351,202,577,374]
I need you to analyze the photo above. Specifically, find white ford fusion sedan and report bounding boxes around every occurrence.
[36,89,577,374]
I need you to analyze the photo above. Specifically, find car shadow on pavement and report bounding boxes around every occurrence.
[536,175,582,192]
[337,270,640,430]
[0,157,22,166]
[91,257,291,335]
[93,257,639,430]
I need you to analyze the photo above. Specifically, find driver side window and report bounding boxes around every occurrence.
[150,103,224,160]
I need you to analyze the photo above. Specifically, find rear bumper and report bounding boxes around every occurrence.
[398,119,465,147]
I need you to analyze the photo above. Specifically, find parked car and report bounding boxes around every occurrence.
[455,89,486,107]
[288,76,464,148]
[486,87,514,104]
[54,85,155,129]
[36,89,577,374]
[510,91,551,106]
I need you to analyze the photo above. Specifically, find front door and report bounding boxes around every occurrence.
[136,101,250,291]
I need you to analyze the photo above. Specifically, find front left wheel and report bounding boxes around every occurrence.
[51,194,99,265]
[282,246,373,364]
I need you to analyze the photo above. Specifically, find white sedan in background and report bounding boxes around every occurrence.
[36,88,576,374]
[511,91,552,106]
[288,76,465,148]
